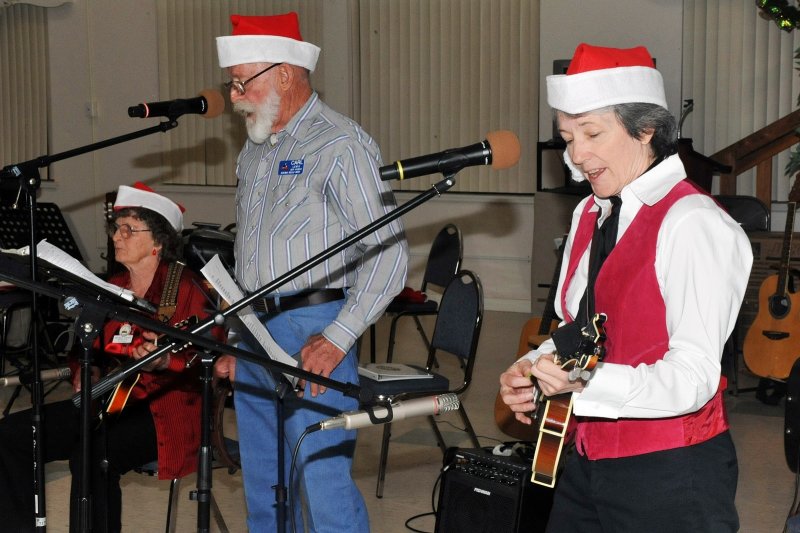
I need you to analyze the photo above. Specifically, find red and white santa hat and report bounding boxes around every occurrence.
[114,182,185,232]
[216,12,321,72]
[547,43,667,114]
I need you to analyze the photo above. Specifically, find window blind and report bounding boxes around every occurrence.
[682,0,800,200]
[356,0,537,193]
[0,4,49,180]
[156,0,326,186]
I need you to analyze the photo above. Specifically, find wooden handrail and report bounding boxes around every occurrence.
[710,108,800,209]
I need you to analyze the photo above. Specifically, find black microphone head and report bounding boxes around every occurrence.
[127,104,146,118]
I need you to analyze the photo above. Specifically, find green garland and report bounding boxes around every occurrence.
[757,0,800,32]
[756,1,800,176]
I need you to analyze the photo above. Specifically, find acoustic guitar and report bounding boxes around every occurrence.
[743,181,800,380]
[530,312,607,488]
[494,240,565,441]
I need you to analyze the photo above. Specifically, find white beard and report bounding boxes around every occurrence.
[234,91,281,144]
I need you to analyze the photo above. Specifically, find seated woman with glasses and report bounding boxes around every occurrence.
[0,182,224,533]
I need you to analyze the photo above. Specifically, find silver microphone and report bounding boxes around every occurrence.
[317,393,460,431]
[0,367,71,387]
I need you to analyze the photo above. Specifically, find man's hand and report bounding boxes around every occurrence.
[297,334,346,398]
[214,355,237,383]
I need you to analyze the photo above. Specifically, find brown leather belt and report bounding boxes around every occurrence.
[251,288,346,314]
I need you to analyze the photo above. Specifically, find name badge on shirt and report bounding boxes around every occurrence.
[112,323,134,344]
[278,159,304,175]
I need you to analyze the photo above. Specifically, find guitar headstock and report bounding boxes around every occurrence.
[558,312,608,381]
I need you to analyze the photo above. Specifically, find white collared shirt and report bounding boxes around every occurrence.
[524,154,753,419]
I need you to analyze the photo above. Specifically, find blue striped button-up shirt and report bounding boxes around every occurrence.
[234,92,408,351]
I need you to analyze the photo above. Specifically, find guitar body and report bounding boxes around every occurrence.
[103,315,199,416]
[105,372,141,416]
[743,189,800,380]
[530,313,607,488]
[743,273,800,379]
[531,393,573,488]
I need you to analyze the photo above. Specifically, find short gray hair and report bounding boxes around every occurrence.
[555,103,678,160]
[612,103,678,160]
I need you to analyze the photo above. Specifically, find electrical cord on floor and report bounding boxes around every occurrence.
[404,458,448,533]
[433,418,504,447]
[289,427,312,533]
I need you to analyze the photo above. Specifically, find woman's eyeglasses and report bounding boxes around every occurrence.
[225,63,283,96]
[106,222,152,239]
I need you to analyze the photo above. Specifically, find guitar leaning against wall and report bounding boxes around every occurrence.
[743,180,800,381]
[494,239,566,441]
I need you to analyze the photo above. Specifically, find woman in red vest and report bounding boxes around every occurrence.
[499,43,752,532]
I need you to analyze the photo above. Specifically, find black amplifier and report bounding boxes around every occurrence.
[435,447,553,533]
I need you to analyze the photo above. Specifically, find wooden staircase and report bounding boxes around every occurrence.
[710,108,800,210]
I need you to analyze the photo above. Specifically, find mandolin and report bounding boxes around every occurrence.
[743,181,800,380]
[494,240,565,441]
[103,315,198,416]
[530,313,607,488]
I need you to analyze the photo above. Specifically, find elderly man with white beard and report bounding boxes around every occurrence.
[213,12,408,533]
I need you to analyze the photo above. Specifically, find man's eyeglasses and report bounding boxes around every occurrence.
[106,222,152,239]
[225,63,283,96]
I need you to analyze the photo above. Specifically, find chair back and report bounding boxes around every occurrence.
[713,194,770,232]
[420,224,463,292]
[425,270,483,394]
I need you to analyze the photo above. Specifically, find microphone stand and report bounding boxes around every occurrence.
[3,166,458,533]
[70,173,458,533]
[0,116,182,532]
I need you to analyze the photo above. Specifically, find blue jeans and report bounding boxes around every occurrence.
[233,300,369,533]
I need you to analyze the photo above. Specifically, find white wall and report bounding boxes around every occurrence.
[25,0,683,312]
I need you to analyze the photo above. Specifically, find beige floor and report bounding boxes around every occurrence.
[1,310,794,532]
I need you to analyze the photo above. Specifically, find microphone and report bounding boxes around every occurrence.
[313,393,460,431]
[128,89,225,119]
[0,367,71,387]
[379,130,521,181]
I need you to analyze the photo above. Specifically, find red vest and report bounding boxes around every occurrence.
[562,181,728,459]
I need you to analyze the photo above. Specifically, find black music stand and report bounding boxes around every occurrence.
[0,203,83,261]
[0,204,78,411]
[1,116,183,532]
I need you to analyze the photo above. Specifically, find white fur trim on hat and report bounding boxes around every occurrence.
[216,35,320,71]
[114,185,184,232]
[547,66,667,114]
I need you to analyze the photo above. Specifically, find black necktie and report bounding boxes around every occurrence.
[578,195,622,325]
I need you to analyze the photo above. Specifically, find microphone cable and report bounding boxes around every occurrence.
[289,426,313,533]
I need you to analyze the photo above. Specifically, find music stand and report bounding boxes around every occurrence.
[0,201,82,357]
[1,117,181,532]
[0,203,83,261]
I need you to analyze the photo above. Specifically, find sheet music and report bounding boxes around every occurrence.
[200,255,299,386]
[3,239,136,303]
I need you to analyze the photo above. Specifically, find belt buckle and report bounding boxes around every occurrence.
[271,294,282,313]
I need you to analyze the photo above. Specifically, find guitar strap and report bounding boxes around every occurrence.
[157,261,184,323]
[104,262,185,417]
